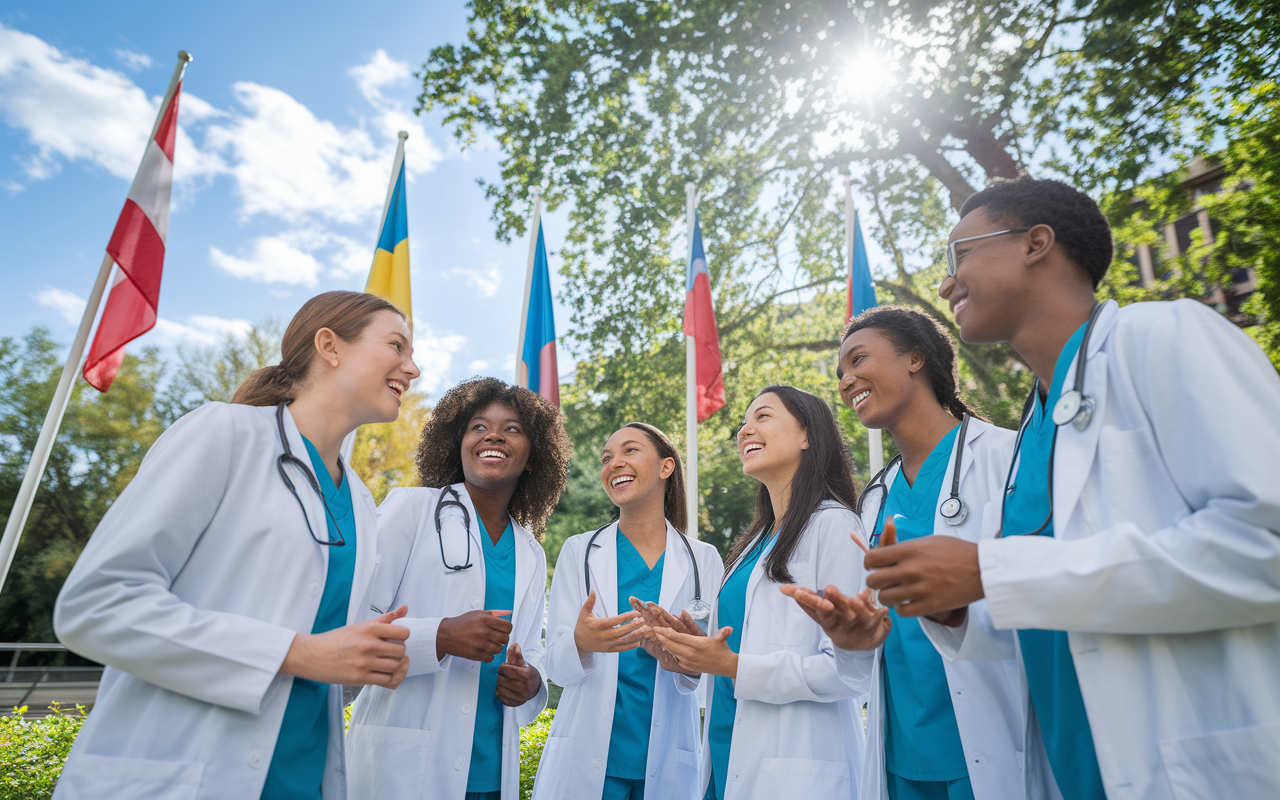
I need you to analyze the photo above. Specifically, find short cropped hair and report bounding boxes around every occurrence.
[959,176,1113,288]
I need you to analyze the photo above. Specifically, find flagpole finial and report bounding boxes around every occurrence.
[397,130,409,140]
[177,50,193,62]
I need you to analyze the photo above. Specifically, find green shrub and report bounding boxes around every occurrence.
[0,704,86,800]
[519,708,554,800]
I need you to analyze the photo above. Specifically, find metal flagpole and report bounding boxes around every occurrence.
[845,178,883,475]
[685,182,699,538]
[0,50,192,599]
[376,131,409,240]
[515,188,543,387]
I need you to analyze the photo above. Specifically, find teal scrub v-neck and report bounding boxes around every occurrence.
[466,515,516,794]
[705,533,773,800]
[1003,320,1106,800]
[606,529,666,780]
[877,425,973,788]
[261,438,356,800]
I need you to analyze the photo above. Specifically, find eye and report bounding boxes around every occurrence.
[852,355,864,365]
[602,455,611,464]
[626,447,638,454]
[391,341,402,351]
[506,425,521,433]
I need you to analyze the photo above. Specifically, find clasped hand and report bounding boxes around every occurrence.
[629,598,704,676]
[439,609,541,706]
[279,605,411,688]
[642,604,737,679]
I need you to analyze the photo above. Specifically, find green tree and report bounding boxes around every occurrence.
[158,321,282,417]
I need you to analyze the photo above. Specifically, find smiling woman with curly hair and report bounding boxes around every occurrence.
[347,376,572,800]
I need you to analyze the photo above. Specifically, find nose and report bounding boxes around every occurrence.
[938,276,956,300]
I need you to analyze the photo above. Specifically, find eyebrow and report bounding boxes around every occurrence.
[601,437,644,455]
[471,416,523,427]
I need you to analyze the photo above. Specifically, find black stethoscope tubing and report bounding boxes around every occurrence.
[583,520,702,606]
[997,302,1104,538]
[275,402,345,547]
[435,484,475,571]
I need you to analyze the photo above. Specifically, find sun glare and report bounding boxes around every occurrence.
[841,52,893,100]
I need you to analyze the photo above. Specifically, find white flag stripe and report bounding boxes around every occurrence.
[124,137,174,242]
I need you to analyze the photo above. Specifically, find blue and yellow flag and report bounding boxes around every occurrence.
[365,147,411,317]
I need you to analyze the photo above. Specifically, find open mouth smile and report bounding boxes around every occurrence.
[386,379,408,399]
[742,442,764,457]
[852,390,871,410]
[477,449,509,462]
[610,475,636,489]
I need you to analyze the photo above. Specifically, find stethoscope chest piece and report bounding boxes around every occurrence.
[1052,389,1094,431]
[939,496,968,526]
[685,598,712,631]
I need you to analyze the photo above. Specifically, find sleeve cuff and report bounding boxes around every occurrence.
[397,617,447,676]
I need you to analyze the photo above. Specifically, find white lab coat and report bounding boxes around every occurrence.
[923,299,1280,800]
[346,483,549,800]
[533,520,724,800]
[53,402,382,800]
[844,418,1058,800]
[700,501,875,800]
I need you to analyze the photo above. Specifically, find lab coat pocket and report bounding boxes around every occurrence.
[1097,427,1167,533]
[57,752,204,800]
[673,747,699,791]
[346,723,433,800]
[750,757,851,799]
[531,737,576,799]
[1159,722,1280,800]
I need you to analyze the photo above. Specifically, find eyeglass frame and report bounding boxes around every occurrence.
[945,228,1030,277]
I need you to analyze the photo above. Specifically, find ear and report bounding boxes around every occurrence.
[1024,223,1056,267]
[658,457,676,480]
[907,349,926,375]
[314,327,340,368]
[800,432,809,451]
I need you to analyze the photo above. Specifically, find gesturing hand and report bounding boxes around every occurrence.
[437,609,513,662]
[864,535,983,618]
[779,585,891,651]
[574,590,644,655]
[630,597,703,676]
[652,625,738,679]
[280,605,411,688]
[497,642,542,707]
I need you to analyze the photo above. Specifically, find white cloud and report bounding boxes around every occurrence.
[209,228,371,285]
[446,265,503,298]
[412,326,467,394]
[467,359,491,374]
[151,314,252,347]
[112,49,152,72]
[34,286,85,324]
[349,49,410,105]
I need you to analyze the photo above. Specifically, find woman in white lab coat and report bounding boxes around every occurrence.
[53,291,421,800]
[346,377,571,800]
[782,306,1054,800]
[533,423,723,800]
[653,385,875,800]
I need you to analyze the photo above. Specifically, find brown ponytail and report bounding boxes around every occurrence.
[621,422,689,534]
[232,291,405,406]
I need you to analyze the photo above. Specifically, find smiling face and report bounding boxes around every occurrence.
[836,328,922,430]
[738,392,808,484]
[600,427,675,511]
[459,402,532,492]
[330,309,420,425]
[938,207,1035,344]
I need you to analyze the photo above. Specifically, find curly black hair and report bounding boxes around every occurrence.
[415,377,573,539]
[959,176,1114,288]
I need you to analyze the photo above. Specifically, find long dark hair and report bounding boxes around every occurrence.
[725,385,860,584]
[619,422,689,534]
[232,291,404,406]
[842,305,985,422]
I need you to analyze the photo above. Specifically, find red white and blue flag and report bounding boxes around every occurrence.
[83,81,183,392]
[517,221,559,405]
[684,214,725,422]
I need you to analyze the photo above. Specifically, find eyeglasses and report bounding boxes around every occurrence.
[945,229,1030,277]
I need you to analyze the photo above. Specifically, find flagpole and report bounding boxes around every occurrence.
[685,182,699,539]
[515,188,542,387]
[0,50,192,599]
[376,131,409,244]
[845,178,883,476]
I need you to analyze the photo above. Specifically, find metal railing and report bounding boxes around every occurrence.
[2,643,102,712]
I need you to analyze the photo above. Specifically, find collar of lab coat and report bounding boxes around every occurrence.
[278,402,377,626]
[740,502,842,628]
[1048,299,1119,536]
[444,481,540,630]
[657,520,693,612]
[585,521,621,617]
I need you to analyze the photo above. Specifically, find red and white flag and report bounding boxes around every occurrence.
[82,82,183,392]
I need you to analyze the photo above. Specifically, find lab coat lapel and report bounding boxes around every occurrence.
[511,519,538,635]
[450,482,486,580]
[1052,301,1118,537]
[743,534,772,628]
[657,520,691,611]
[280,404,329,575]
[587,522,620,616]
[343,461,377,624]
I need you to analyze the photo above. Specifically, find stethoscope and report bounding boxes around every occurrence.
[435,484,475,571]
[998,302,1105,537]
[584,520,711,630]
[275,402,345,547]
[859,413,973,545]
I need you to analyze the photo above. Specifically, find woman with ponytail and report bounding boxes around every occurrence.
[54,291,420,800]
[531,423,722,800]
[782,305,1051,800]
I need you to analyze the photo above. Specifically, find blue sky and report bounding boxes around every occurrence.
[0,2,572,394]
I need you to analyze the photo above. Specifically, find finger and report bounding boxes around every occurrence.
[781,585,836,613]
[382,656,410,689]
[599,610,643,628]
[506,642,524,666]
[712,626,733,642]
[365,622,411,641]
[488,609,513,618]
[850,530,870,554]
[677,609,708,636]
[629,596,648,615]
[581,590,598,617]
[374,605,409,624]
[608,639,643,653]
[881,516,898,547]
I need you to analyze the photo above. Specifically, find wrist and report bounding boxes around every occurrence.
[280,633,314,678]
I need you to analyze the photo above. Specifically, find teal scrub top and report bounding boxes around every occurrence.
[1003,320,1106,800]
[706,533,774,800]
[879,426,969,782]
[466,515,516,794]
[606,530,666,779]
[261,438,357,800]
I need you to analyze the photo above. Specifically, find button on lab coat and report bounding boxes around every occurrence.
[924,300,1280,800]
[844,417,1058,800]
[53,402,382,800]
[701,502,875,800]
[346,483,548,800]
[532,520,724,800]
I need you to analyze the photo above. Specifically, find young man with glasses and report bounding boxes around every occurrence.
[861,176,1280,800]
